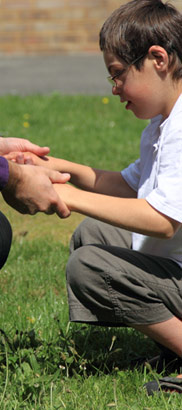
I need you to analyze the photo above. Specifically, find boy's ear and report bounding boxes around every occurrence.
[148,45,169,72]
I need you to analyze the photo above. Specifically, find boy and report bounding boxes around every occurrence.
[8,0,182,394]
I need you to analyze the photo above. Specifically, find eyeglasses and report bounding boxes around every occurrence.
[107,54,146,86]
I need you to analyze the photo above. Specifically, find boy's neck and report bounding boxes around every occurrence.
[160,80,182,120]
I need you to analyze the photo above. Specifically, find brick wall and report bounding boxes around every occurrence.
[0,0,181,55]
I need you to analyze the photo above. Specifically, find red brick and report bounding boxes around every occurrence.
[0,0,180,55]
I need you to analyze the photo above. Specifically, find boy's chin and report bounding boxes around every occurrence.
[125,102,150,120]
[131,108,153,120]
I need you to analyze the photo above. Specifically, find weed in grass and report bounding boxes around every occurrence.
[1,319,178,409]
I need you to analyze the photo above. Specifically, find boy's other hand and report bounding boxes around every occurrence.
[4,151,44,165]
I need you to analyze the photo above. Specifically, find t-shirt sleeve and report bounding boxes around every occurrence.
[121,158,140,192]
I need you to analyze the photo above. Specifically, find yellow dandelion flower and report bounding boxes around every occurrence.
[27,316,35,324]
[23,121,30,128]
[102,97,109,104]
[23,113,30,120]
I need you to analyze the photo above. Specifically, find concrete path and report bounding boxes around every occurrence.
[0,54,111,96]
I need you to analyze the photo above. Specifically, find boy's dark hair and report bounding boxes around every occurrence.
[99,0,182,80]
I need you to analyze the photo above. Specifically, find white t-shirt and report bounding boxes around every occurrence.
[121,94,182,266]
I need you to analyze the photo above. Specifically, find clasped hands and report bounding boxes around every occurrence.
[1,138,73,218]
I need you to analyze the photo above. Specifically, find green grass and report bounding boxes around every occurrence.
[0,93,143,169]
[0,94,180,409]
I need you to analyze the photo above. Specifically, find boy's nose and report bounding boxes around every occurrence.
[112,84,120,95]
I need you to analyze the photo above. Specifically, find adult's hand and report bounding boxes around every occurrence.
[0,137,50,156]
[2,161,71,218]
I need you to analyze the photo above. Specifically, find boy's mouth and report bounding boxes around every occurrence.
[120,98,131,107]
[119,98,132,110]
[125,101,131,110]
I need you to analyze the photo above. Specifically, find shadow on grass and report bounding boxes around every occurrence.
[66,324,158,374]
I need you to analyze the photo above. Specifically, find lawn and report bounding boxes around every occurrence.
[0,94,180,409]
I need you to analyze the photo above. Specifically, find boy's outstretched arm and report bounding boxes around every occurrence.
[6,152,180,238]
[6,152,136,198]
[53,183,180,239]
[47,158,136,198]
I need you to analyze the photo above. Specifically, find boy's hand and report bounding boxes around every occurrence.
[54,183,76,211]
[4,151,46,166]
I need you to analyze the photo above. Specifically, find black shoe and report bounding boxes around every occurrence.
[144,375,182,396]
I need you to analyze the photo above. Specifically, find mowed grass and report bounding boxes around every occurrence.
[0,94,180,409]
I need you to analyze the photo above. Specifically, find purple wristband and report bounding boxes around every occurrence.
[0,156,9,191]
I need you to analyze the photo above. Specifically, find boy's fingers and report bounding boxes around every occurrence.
[48,170,71,184]
[25,157,34,165]
[3,152,19,160]
[16,154,24,164]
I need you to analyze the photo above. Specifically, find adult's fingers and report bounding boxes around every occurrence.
[24,141,50,156]
[0,137,50,155]
[53,196,71,218]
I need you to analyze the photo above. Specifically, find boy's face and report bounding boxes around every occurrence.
[103,51,173,120]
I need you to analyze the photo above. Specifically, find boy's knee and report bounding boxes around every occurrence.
[69,217,102,252]
[70,217,128,253]
[67,245,92,287]
[66,244,104,301]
